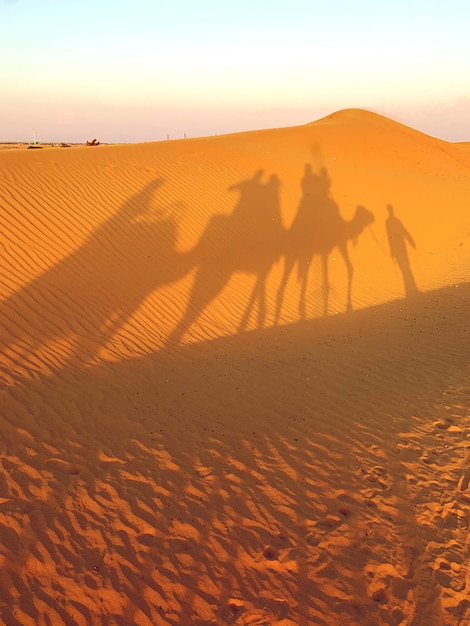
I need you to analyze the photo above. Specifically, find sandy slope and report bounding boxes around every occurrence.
[0,109,469,624]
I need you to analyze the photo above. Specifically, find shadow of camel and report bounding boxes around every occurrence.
[275,165,374,320]
[167,170,284,344]
[0,178,193,374]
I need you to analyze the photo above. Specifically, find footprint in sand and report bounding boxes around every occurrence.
[362,464,391,490]
[457,470,470,503]
[316,515,342,530]
[434,558,466,592]
[306,531,321,547]
[256,598,290,621]
[262,546,279,561]
[272,531,290,549]
[44,458,83,475]
[0,498,37,514]
[261,531,292,562]
[219,600,246,624]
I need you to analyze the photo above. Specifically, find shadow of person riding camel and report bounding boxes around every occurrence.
[167,165,375,345]
[0,178,193,376]
[167,170,284,345]
[275,164,375,320]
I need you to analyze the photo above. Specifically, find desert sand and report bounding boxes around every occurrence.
[0,109,469,625]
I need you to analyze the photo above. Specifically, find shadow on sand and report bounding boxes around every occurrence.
[0,179,193,374]
[167,169,285,344]
[0,164,381,373]
[168,164,375,344]
[386,203,418,297]
[0,283,468,624]
[275,165,375,320]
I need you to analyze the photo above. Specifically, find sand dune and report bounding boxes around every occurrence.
[0,109,469,624]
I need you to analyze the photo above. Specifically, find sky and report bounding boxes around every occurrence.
[1,0,470,143]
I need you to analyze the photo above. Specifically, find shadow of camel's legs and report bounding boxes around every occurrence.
[338,241,353,312]
[321,254,329,317]
[275,256,296,324]
[297,256,312,320]
[167,264,229,345]
[239,270,268,331]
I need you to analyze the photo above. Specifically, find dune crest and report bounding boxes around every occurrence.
[0,111,469,624]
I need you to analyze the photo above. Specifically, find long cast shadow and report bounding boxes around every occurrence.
[167,170,284,344]
[1,283,468,623]
[0,178,194,375]
[276,164,375,321]
[386,203,418,296]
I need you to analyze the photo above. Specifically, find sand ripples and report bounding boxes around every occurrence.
[0,112,469,623]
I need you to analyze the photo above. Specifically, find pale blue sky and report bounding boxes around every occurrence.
[1,0,469,142]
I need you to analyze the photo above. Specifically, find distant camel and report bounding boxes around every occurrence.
[275,203,374,319]
[86,139,100,146]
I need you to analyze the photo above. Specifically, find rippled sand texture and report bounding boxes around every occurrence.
[0,109,469,625]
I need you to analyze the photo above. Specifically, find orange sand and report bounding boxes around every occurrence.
[0,109,469,625]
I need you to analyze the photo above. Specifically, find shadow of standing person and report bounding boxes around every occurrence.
[385,204,418,296]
